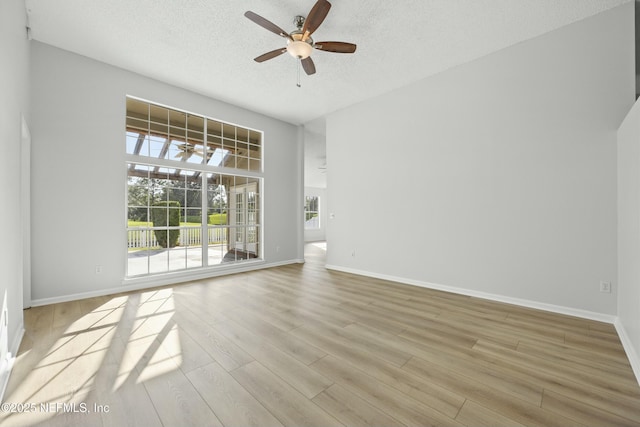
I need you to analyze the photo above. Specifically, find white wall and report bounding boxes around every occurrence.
[304,121,327,189]
[305,187,327,242]
[617,98,640,381]
[326,3,634,317]
[30,42,302,303]
[0,0,29,361]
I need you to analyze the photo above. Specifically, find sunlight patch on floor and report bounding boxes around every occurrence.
[311,241,326,251]
[1,288,184,426]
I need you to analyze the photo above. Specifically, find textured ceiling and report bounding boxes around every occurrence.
[25,0,629,125]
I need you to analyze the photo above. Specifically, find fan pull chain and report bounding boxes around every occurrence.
[297,60,301,88]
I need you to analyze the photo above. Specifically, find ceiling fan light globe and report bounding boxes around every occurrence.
[286,40,312,59]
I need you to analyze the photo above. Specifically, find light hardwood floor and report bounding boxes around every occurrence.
[2,243,640,426]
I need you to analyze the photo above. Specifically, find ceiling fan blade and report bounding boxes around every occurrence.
[302,0,331,41]
[314,41,357,53]
[244,11,293,40]
[301,57,316,75]
[254,48,287,63]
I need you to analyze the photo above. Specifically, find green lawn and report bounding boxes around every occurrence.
[128,213,227,227]
[128,220,151,227]
[128,221,200,227]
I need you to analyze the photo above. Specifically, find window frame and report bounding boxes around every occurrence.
[125,96,264,279]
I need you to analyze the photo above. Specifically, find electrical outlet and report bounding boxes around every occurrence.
[276,246,280,253]
[95,265,103,275]
[599,281,611,293]
[351,249,356,257]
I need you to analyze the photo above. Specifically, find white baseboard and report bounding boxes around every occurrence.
[30,259,303,307]
[0,325,24,402]
[614,318,640,387]
[325,264,617,324]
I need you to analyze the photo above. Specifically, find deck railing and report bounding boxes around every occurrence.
[127,227,227,249]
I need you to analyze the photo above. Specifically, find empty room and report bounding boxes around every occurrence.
[1,0,640,426]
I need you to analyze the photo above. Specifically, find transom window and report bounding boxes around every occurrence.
[126,97,263,278]
[126,99,261,171]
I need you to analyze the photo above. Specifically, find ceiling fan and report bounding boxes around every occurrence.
[174,143,203,160]
[244,0,356,77]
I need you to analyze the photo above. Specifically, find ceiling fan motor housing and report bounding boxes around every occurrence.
[287,29,313,59]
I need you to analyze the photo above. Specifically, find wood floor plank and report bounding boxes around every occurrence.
[231,361,343,427]
[398,326,497,367]
[291,321,466,418]
[52,300,83,329]
[280,283,375,308]
[143,368,224,427]
[294,321,412,368]
[563,331,630,360]
[116,333,180,385]
[399,321,480,349]
[538,379,640,425]
[230,292,295,315]
[456,400,526,427]
[505,309,606,333]
[516,339,636,382]
[23,304,54,335]
[161,323,215,374]
[356,300,441,331]
[581,327,626,343]
[283,294,363,325]
[0,353,108,427]
[415,294,510,322]
[312,384,405,427]
[215,290,286,315]
[221,306,327,365]
[445,335,640,423]
[335,302,408,335]
[173,294,230,326]
[310,355,465,427]
[93,351,164,427]
[258,291,357,328]
[348,323,544,406]
[474,339,640,399]
[438,309,566,345]
[369,298,441,321]
[214,319,333,399]
[423,313,521,348]
[205,291,301,332]
[403,356,584,427]
[172,306,254,371]
[542,389,638,427]
[588,321,618,335]
[216,291,305,331]
[186,361,284,427]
